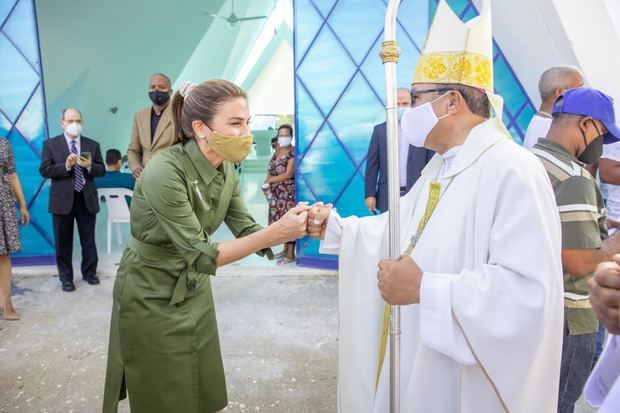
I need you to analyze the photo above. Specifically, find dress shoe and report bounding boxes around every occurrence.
[61,280,76,292]
[84,276,100,285]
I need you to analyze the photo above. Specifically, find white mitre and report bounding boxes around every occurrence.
[413,0,508,134]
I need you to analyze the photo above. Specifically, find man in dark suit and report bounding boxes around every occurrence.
[40,108,105,292]
[364,87,434,213]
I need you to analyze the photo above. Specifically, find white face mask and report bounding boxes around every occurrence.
[401,93,450,147]
[278,136,292,147]
[397,107,407,122]
[65,122,82,137]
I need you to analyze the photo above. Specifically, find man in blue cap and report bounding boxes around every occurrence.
[532,86,620,413]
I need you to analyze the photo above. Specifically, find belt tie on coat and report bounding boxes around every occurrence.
[127,235,206,306]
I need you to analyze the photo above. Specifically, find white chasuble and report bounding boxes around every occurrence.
[321,119,564,413]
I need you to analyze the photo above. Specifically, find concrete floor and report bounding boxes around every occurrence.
[0,260,338,413]
[0,264,598,413]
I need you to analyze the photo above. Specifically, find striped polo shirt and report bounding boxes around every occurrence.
[533,138,607,335]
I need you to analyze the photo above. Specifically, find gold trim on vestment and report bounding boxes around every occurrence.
[375,182,443,391]
[413,51,493,91]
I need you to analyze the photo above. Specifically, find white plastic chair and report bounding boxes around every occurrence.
[98,188,133,254]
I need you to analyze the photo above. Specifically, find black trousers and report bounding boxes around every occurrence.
[52,191,98,282]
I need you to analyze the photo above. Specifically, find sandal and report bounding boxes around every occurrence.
[274,251,287,260]
[276,257,295,265]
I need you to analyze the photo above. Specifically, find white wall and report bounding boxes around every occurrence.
[552,0,620,115]
[473,0,579,108]
[246,41,294,116]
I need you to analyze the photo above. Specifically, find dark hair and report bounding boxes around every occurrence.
[271,137,278,144]
[551,111,582,127]
[171,79,247,141]
[106,149,122,165]
[150,73,171,87]
[277,124,294,137]
[437,83,490,119]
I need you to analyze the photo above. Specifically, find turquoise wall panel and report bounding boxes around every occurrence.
[1,0,53,264]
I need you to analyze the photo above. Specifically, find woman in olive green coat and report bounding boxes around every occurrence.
[103,80,308,413]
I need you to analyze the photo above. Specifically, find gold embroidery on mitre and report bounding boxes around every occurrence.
[413,52,493,91]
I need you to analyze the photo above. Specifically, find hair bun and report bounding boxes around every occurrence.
[178,81,198,98]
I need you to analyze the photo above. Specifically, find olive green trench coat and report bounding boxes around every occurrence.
[103,139,272,412]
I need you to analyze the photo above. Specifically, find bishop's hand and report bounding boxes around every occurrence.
[377,256,423,305]
[307,202,333,239]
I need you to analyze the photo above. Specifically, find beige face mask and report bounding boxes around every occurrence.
[205,130,253,164]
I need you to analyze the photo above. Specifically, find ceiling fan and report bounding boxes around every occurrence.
[204,0,268,28]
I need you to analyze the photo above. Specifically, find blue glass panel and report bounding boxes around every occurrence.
[431,0,471,18]
[0,0,17,26]
[312,0,337,18]
[0,0,52,262]
[395,21,421,88]
[295,82,325,156]
[294,0,325,67]
[328,73,385,165]
[461,4,477,21]
[508,124,520,143]
[358,25,419,106]
[335,174,371,217]
[296,27,357,116]
[16,223,47,256]
[516,104,535,137]
[7,128,40,203]
[16,85,45,148]
[3,0,39,71]
[0,33,38,122]
[0,110,11,137]
[445,0,470,16]
[360,158,367,178]
[298,123,356,205]
[359,34,385,104]
[19,184,55,254]
[398,0,429,47]
[494,55,527,115]
[328,0,384,65]
[296,173,319,203]
[298,237,334,260]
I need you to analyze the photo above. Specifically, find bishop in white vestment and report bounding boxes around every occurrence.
[309,1,564,412]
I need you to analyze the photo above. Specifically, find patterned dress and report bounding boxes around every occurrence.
[0,138,21,254]
[268,149,295,229]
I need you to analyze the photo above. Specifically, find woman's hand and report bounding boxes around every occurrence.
[270,202,309,244]
[19,205,30,226]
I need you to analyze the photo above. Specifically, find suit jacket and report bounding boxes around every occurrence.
[39,134,105,215]
[364,122,434,212]
[127,104,176,171]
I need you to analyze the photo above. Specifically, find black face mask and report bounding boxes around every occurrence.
[149,90,170,106]
[577,120,604,164]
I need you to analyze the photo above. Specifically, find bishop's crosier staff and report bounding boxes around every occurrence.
[380,1,402,412]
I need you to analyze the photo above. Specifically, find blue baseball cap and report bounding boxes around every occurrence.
[552,87,620,144]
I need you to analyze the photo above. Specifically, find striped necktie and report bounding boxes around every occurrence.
[70,140,85,192]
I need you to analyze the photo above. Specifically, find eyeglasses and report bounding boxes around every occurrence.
[410,88,453,104]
